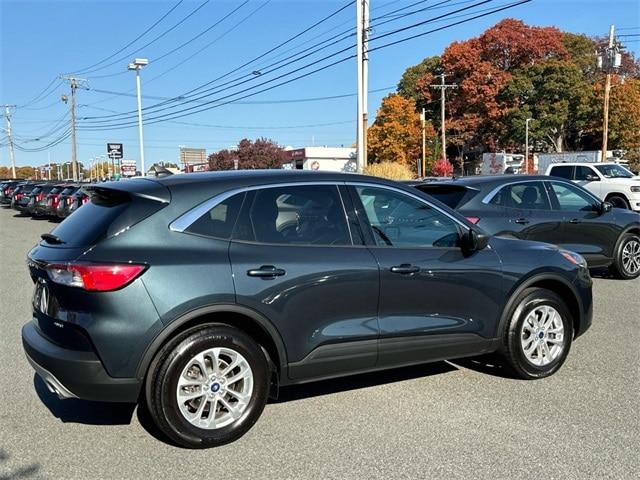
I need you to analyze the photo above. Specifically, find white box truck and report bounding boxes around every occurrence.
[480,153,525,175]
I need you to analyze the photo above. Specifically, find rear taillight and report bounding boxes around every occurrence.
[15,193,24,200]
[6,188,13,195]
[45,263,147,292]
[36,193,44,202]
[82,197,89,204]
[466,216,480,224]
[66,197,72,205]
[52,196,59,206]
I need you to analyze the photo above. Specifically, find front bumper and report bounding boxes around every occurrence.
[22,321,140,402]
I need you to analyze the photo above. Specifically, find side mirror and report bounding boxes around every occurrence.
[585,174,600,181]
[598,201,612,215]
[461,229,490,255]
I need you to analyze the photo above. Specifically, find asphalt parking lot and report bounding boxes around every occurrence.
[0,205,638,480]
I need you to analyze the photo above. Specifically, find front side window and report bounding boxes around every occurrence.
[548,182,598,211]
[234,185,351,246]
[489,182,550,210]
[354,186,459,248]
[549,165,573,179]
[574,166,598,181]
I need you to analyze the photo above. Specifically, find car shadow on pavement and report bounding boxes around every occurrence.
[273,361,458,404]
[34,375,135,425]
[0,449,41,480]
[447,353,517,379]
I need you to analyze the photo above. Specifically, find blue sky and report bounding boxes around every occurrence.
[1,0,639,169]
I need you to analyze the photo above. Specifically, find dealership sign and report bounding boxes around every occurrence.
[120,160,137,177]
[107,143,123,159]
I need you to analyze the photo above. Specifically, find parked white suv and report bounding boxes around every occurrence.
[545,162,640,211]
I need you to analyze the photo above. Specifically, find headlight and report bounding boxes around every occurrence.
[630,186,640,193]
[559,249,588,268]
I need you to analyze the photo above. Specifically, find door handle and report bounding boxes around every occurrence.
[514,218,530,225]
[569,218,580,224]
[247,265,286,278]
[390,264,420,274]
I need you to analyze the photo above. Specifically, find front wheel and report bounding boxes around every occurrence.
[146,325,270,448]
[607,195,630,210]
[501,288,573,379]
[610,234,640,280]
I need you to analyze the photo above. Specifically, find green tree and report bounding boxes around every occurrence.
[501,60,596,152]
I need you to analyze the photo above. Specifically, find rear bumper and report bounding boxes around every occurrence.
[22,321,141,402]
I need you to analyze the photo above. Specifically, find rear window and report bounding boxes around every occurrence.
[414,185,477,209]
[31,186,43,195]
[59,187,77,196]
[48,189,167,247]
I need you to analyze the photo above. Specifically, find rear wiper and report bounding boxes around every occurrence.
[41,233,65,245]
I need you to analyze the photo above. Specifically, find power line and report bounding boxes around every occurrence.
[80,0,503,128]
[18,78,63,109]
[71,1,185,74]
[79,0,211,76]
[89,0,255,80]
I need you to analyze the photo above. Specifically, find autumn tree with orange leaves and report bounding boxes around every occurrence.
[394,18,640,168]
[367,94,436,174]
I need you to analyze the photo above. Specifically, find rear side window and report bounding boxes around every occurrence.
[414,185,476,209]
[549,165,573,179]
[59,187,77,196]
[234,185,351,246]
[185,193,245,239]
[490,182,550,210]
[49,190,167,247]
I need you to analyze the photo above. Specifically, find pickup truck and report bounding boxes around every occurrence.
[545,162,640,211]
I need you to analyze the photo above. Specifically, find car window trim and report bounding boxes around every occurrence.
[170,181,356,247]
[481,179,553,208]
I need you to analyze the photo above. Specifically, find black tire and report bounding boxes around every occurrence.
[610,233,640,280]
[501,288,573,379]
[607,194,630,210]
[146,324,269,449]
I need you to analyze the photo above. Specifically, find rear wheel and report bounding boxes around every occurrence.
[610,234,640,280]
[146,325,269,448]
[501,288,573,379]
[607,194,630,210]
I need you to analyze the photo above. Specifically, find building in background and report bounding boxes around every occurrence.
[283,147,357,172]
[180,147,207,171]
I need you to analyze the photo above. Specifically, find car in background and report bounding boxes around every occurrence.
[23,171,593,448]
[44,184,72,218]
[0,180,22,205]
[54,185,81,219]
[10,183,37,214]
[413,175,640,279]
[26,184,57,217]
[67,188,89,216]
[545,162,640,211]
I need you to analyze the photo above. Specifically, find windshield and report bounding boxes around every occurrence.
[594,164,634,179]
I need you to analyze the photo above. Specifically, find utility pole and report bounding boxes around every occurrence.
[3,105,17,178]
[60,76,88,181]
[430,74,457,163]
[525,118,533,174]
[598,25,621,161]
[420,108,426,178]
[356,0,369,173]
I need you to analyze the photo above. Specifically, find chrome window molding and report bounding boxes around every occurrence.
[169,180,471,237]
[481,179,552,206]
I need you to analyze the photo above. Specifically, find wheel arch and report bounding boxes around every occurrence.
[604,191,630,205]
[136,304,288,381]
[498,273,583,340]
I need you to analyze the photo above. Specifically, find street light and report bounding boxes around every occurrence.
[128,58,149,176]
[525,118,533,174]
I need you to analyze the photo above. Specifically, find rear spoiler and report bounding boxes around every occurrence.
[83,179,171,204]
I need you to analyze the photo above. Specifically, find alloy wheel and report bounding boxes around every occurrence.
[176,347,254,430]
[519,305,565,367]
[621,239,640,276]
